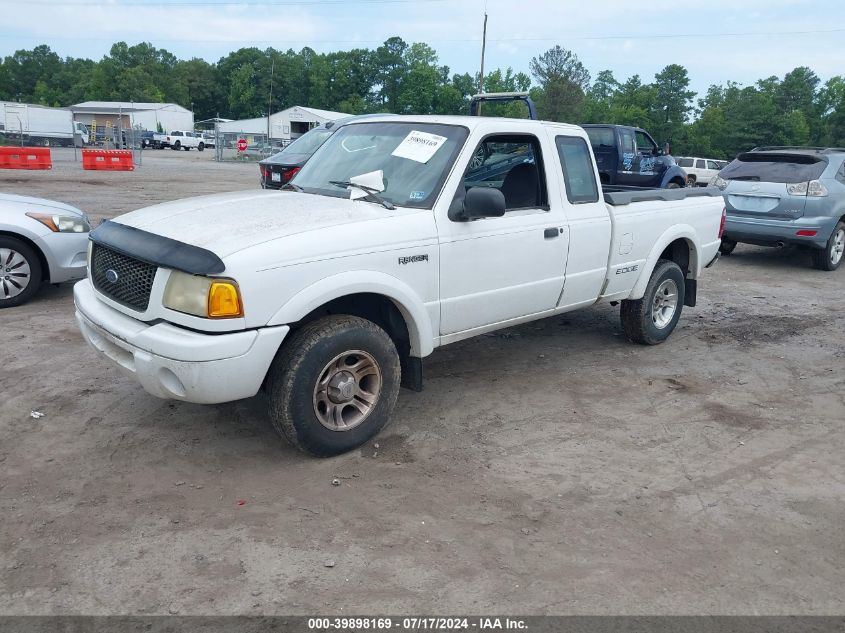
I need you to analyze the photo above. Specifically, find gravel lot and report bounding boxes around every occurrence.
[1,148,843,615]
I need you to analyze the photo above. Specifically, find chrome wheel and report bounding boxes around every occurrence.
[313,350,382,431]
[0,248,32,300]
[831,228,844,266]
[651,278,678,329]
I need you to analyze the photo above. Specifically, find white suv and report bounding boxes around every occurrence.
[676,157,727,187]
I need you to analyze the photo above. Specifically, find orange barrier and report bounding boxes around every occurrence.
[0,146,52,170]
[81,149,135,171]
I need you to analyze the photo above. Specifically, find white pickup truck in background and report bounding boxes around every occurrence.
[159,130,205,151]
[74,115,724,456]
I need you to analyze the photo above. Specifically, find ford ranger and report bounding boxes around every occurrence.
[74,115,724,456]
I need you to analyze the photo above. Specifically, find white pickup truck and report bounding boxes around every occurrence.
[160,130,205,151]
[74,115,724,456]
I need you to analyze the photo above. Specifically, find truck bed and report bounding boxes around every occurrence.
[602,185,722,206]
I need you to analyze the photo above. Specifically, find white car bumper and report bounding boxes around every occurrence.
[74,279,289,404]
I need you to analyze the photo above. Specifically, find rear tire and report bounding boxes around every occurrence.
[172,141,181,151]
[811,221,845,271]
[266,315,401,456]
[719,239,737,255]
[198,142,204,152]
[0,236,42,309]
[620,260,685,345]
[666,181,683,189]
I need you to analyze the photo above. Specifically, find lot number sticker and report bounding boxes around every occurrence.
[391,130,448,163]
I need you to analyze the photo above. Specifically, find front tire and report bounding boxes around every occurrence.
[0,236,42,308]
[197,142,204,152]
[172,141,181,151]
[620,260,686,345]
[266,315,401,456]
[811,221,845,271]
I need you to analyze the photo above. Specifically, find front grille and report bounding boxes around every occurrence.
[91,244,157,311]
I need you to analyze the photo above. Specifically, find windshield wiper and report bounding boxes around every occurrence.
[281,182,303,192]
[329,180,395,210]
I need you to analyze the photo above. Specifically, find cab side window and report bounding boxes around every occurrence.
[556,136,599,204]
[462,135,548,211]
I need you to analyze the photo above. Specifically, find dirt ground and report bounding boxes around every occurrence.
[1,148,843,615]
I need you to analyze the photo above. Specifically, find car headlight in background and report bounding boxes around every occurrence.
[163,270,243,319]
[26,212,91,233]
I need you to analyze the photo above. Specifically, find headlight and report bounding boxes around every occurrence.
[26,212,91,233]
[163,270,243,319]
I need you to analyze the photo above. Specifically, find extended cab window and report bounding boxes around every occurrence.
[555,136,599,204]
[462,134,547,210]
[619,129,635,154]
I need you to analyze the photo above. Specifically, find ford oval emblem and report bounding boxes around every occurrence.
[105,269,119,283]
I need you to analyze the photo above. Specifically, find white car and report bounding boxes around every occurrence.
[0,193,90,307]
[74,115,724,456]
[676,156,727,187]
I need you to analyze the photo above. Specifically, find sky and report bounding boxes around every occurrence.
[1,0,844,98]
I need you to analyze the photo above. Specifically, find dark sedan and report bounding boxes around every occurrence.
[259,125,334,189]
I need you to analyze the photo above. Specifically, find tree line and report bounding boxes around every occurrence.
[1,39,843,159]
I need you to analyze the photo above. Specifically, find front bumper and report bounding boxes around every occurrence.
[74,279,289,404]
[724,214,837,250]
[35,231,88,283]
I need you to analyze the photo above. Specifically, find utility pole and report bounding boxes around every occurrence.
[268,57,275,143]
[478,11,488,114]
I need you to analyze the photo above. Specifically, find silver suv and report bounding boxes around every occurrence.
[714,147,845,270]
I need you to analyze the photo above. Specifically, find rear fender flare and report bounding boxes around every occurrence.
[628,225,700,300]
[267,271,434,357]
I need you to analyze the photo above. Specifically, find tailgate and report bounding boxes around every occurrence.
[725,182,805,220]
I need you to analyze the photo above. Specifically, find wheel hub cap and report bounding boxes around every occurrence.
[831,229,844,265]
[651,279,679,329]
[0,248,31,300]
[313,350,382,431]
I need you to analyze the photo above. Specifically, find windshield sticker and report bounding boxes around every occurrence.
[391,130,448,164]
[409,190,426,200]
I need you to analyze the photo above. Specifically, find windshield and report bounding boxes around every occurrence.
[721,153,827,183]
[274,127,333,158]
[293,122,469,209]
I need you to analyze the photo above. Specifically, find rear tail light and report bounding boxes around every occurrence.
[712,176,728,190]
[283,166,301,183]
[259,164,268,178]
[788,180,829,197]
[718,207,726,239]
[807,180,829,197]
[796,230,818,237]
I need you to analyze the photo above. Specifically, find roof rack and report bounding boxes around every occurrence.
[752,146,845,153]
[469,92,537,120]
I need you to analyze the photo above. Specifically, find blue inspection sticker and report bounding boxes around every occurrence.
[409,191,426,200]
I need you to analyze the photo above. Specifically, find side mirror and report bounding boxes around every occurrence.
[451,187,506,221]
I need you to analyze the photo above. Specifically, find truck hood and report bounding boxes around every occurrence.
[113,190,407,257]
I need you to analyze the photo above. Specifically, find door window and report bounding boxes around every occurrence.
[635,130,657,154]
[555,136,599,204]
[696,159,706,168]
[706,160,720,170]
[462,135,547,210]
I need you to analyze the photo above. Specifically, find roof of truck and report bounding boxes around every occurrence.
[336,114,584,132]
